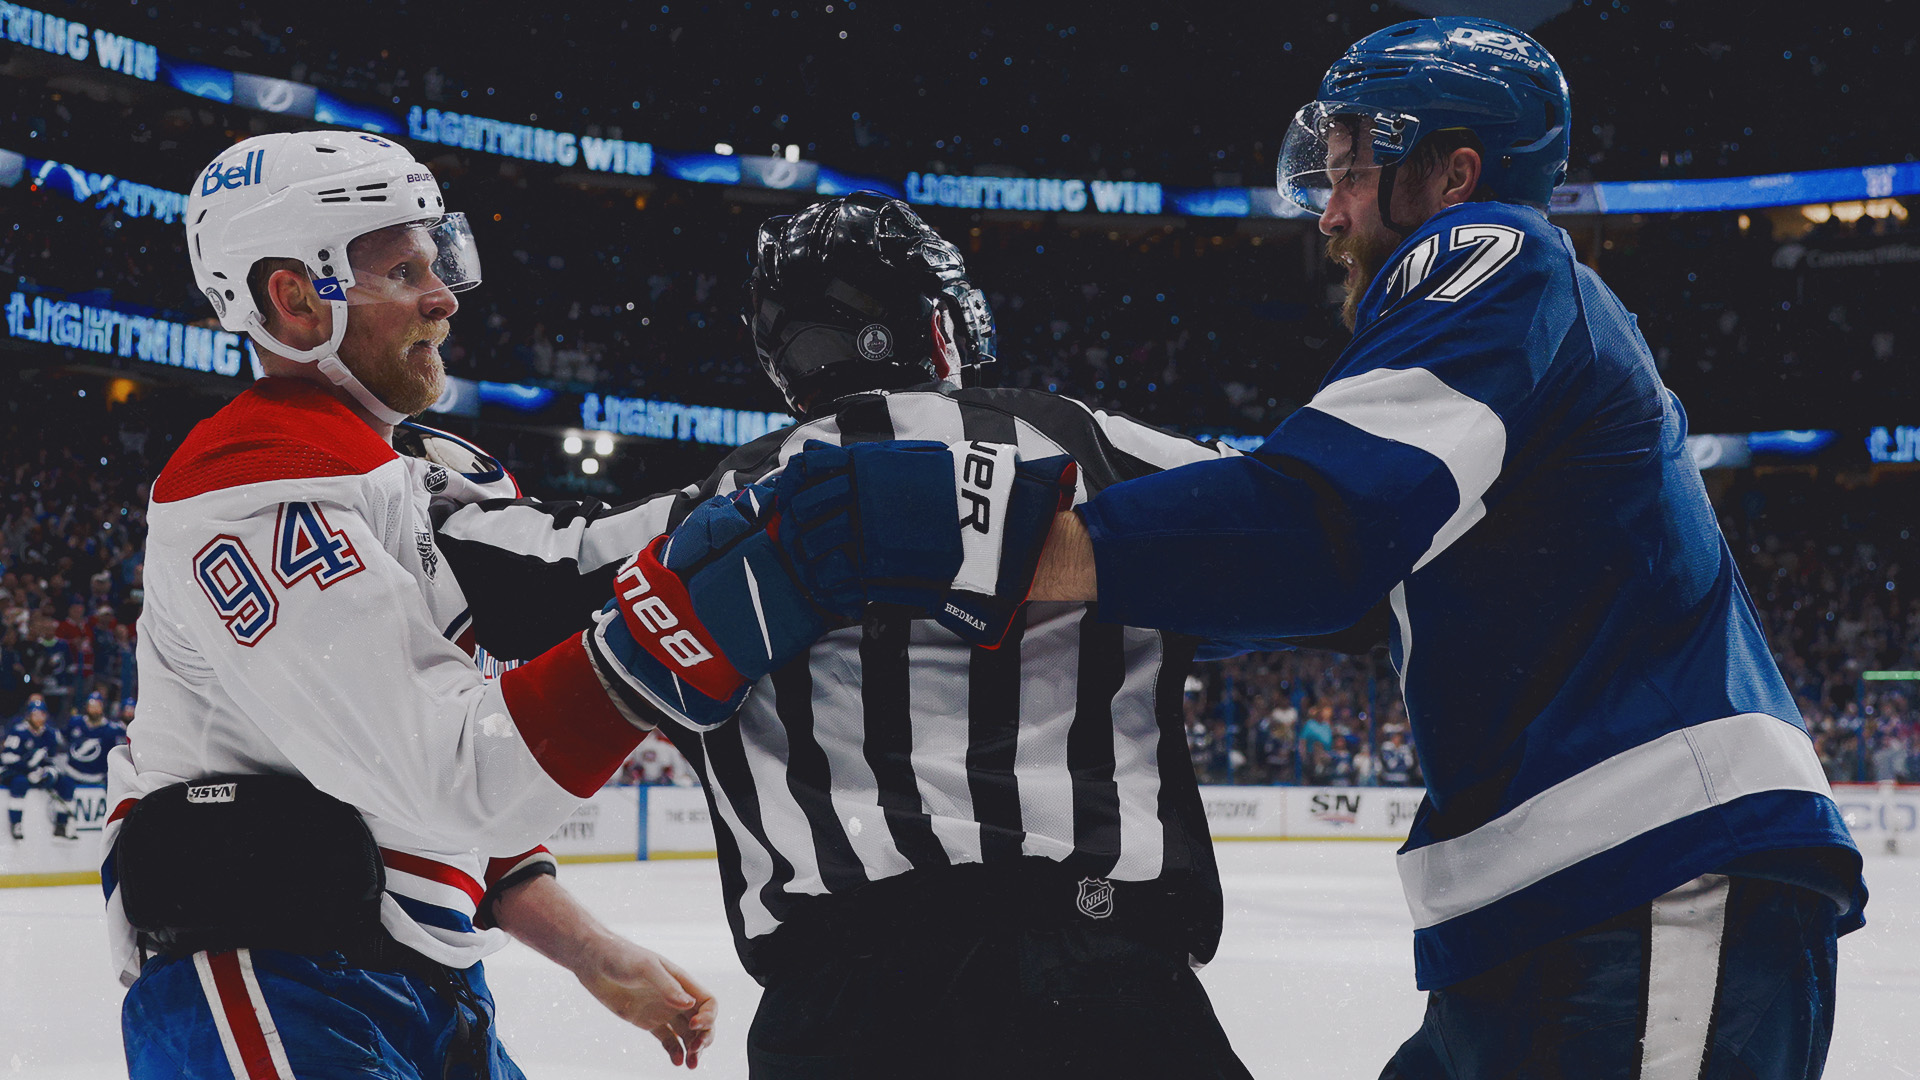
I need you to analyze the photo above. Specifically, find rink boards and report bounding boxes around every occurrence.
[4,781,1915,885]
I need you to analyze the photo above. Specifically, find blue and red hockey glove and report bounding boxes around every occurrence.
[587,483,845,730]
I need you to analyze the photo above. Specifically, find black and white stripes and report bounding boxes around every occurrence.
[434,384,1243,974]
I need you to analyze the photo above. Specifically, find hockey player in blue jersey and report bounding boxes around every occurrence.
[3,702,77,840]
[765,17,1866,1080]
[65,691,127,788]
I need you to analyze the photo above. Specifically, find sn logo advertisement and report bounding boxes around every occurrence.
[201,149,266,195]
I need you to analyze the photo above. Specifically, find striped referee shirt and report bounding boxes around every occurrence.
[435,384,1244,974]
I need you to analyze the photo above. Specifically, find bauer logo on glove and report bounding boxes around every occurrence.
[586,483,849,731]
[613,544,721,676]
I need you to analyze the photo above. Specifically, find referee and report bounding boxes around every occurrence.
[434,194,1254,1078]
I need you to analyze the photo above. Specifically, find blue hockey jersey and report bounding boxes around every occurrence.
[1079,201,1864,989]
[63,716,127,783]
[2,719,66,781]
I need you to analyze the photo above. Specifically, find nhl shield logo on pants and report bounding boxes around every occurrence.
[1076,877,1114,919]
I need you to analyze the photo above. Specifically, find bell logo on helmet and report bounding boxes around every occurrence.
[200,149,266,196]
[857,323,893,361]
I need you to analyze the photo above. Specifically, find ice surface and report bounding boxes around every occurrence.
[2,842,1912,1078]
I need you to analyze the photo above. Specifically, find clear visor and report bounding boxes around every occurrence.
[1275,102,1420,215]
[344,212,482,306]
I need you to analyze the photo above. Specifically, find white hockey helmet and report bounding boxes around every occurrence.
[186,129,481,424]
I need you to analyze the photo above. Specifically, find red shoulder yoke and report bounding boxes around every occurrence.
[152,379,398,503]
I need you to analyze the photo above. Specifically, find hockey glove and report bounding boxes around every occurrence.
[587,484,842,730]
[774,439,1078,647]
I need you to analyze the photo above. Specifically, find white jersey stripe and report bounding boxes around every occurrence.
[1305,365,1506,571]
[1015,603,1085,861]
[906,620,984,865]
[807,628,912,880]
[1108,628,1168,880]
[437,497,682,574]
[737,690,829,898]
[1398,713,1831,928]
[883,389,968,443]
[1389,583,1413,685]
[699,736,783,939]
[1092,408,1245,468]
[1640,874,1730,1080]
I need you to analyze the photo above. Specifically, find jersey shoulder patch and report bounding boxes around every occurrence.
[153,378,398,503]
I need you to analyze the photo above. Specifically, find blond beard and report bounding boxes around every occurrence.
[348,337,447,416]
[1327,230,1398,332]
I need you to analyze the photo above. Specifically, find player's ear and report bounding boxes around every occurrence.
[1440,147,1484,208]
[267,269,324,330]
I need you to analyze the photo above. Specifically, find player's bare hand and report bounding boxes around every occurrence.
[572,938,718,1068]
[490,876,719,1068]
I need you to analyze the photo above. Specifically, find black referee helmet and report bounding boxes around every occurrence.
[743,191,997,417]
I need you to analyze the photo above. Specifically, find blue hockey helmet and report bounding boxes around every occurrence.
[1278,17,1570,222]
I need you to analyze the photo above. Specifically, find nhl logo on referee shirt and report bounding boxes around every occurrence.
[1076,877,1114,919]
[856,323,893,361]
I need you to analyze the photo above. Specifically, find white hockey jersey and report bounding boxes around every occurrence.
[102,378,642,984]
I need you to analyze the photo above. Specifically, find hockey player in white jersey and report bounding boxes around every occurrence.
[107,130,720,1079]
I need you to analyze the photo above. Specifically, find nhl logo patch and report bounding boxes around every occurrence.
[1076,877,1114,919]
[423,464,449,494]
[857,323,894,361]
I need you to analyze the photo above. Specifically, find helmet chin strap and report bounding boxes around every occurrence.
[245,300,410,427]
[1375,161,1414,236]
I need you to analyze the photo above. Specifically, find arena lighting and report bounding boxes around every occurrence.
[714,142,734,156]
[593,434,614,456]
[1863,671,1920,681]
[580,457,601,475]
[562,434,583,455]
[784,144,801,163]
[1801,198,1908,225]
